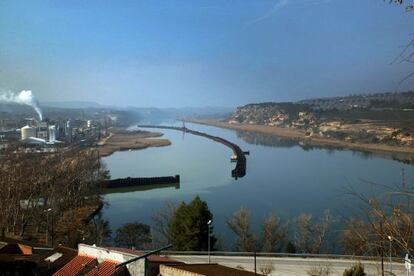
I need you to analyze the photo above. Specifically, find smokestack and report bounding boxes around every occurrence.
[0,90,43,121]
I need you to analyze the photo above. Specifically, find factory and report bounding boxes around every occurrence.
[20,121,59,145]
[14,118,104,148]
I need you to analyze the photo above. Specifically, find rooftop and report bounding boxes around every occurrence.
[106,247,178,263]
[53,254,97,276]
[160,263,264,276]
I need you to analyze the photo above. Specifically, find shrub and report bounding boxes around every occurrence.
[307,263,331,276]
[343,262,366,276]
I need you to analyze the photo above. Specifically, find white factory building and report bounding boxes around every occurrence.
[20,123,59,144]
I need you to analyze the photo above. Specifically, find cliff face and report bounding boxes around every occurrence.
[229,102,314,127]
[227,96,414,147]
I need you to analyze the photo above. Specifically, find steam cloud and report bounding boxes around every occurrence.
[0,90,43,120]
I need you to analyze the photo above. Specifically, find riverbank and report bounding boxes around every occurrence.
[189,119,414,158]
[97,128,171,157]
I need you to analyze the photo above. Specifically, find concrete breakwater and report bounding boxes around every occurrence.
[101,175,180,189]
[138,124,247,179]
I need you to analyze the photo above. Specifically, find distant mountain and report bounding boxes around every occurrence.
[126,106,234,122]
[0,103,37,119]
[42,101,115,109]
[43,101,234,116]
[161,106,234,117]
[2,100,234,124]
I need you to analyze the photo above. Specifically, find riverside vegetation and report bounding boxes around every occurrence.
[113,176,414,259]
[0,144,110,247]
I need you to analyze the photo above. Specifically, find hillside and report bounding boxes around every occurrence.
[228,92,414,147]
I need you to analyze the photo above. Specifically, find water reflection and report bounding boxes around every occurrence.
[235,130,297,148]
[103,122,414,245]
[103,182,180,195]
[234,129,414,164]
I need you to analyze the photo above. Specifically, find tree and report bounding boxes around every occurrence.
[261,214,288,252]
[86,214,112,246]
[343,196,414,256]
[152,201,177,247]
[285,241,297,253]
[341,219,370,256]
[293,211,332,254]
[114,222,152,249]
[55,206,98,247]
[226,207,257,252]
[0,147,106,246]
[170,196,216,251]
[388,0,414,11]
[342,175,414,276]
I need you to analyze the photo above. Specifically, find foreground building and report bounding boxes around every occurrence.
[0,240,261,275]
[53,244,180,276]
[159,263,263,276]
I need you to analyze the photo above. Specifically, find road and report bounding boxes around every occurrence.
[167,254,408,275]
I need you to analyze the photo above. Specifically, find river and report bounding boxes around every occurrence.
[102,122,414,249]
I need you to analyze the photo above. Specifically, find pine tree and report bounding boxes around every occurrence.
[170,196,216,251]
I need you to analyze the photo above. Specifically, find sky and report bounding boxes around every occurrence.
[1,0,414,108]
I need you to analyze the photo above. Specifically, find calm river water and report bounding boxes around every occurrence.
[102,122,414,248]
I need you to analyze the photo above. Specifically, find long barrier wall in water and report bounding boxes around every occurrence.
[138,124,246,179]
[101,175,180,189]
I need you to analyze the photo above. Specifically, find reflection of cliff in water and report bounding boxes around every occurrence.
[235,130,298,148]
[235,129,414,164]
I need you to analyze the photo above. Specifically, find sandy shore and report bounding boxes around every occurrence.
[97,129,171,157]
[189,119,414,157]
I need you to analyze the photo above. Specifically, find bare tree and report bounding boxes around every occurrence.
[388,0,414,11]
[261,214,287,252]
[0,147,107,246]
[343,191,414,257]
[341,219,370,256]
[226,207,257,252]
[151,201,177,247]
[294,211,333,254]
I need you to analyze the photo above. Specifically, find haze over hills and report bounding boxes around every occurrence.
[5,92,414,123]
[1,100,234,124]
[43,101,110,109]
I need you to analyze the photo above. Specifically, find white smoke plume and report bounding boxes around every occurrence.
[0,90,43,120]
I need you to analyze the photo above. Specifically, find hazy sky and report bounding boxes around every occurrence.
[1,0,414,108]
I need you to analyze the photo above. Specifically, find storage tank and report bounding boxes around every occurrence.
[49,125,56,142]
[21,125,36,140]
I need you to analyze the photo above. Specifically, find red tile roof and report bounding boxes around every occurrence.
[85,260,119,276]
[53,255,96,276]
